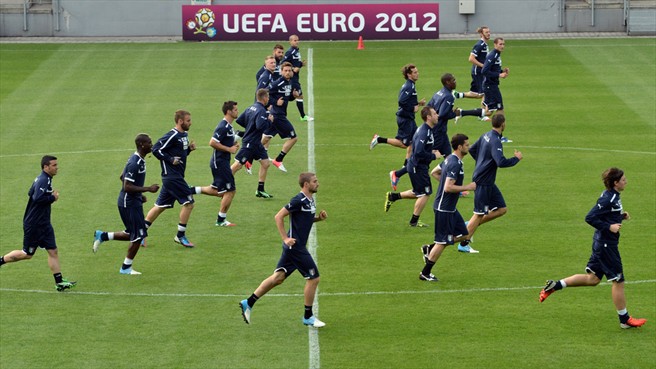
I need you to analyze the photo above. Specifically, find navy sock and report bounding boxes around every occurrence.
[258,182,265,192]
[247,294,259,308]
[275,151,287,162]
[53,272,63,284]
[422,260,435,276]
[304,305,313,319]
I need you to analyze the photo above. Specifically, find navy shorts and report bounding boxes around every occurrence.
[275,244,320,280]
[264,115,297,139]
[396,116,417,147]
[235,143,269,164]
[408,163,432,197]
[291,80,303,99]
[434,210,469,245]
[211,162,236,193]
[473,184,506,215]
[432,131,451,157]
[118,205,148,243]
[155,177,195,208]
[23,224,56,255]
[585,239,625,282]
[483,84,503,111]
[470,72,485,94]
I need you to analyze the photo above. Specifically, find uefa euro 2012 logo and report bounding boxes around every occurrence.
[185,8,217,38]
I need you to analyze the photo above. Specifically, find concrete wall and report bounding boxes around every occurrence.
[0,0,630,37]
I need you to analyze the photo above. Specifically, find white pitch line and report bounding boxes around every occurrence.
[2,279,654,298]
[306,47,321,369]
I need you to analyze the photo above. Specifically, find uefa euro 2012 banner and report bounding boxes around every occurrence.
[182,3,439,41]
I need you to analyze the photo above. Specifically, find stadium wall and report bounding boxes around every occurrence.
[0,0,629,38]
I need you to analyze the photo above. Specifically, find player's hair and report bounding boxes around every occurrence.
[494,37,505,45]
[289,34,299,42]
[420,106,435,122]
[491,114,505,128]
[256,88,269,102]
[280,61,293,70]
[477,26,489,34]
[174,109,190,124]
[273,44,284,51]
[401,64,416,79]
[441,73,455,86]
[451,133,469,151]
[299,172,316,187]
[264,55,275,62]
[222,101,238,115]
[602,167,624,190]
[41,155,57,169]
[135,133,150,148]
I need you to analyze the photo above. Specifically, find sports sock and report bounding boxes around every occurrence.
[377,137,388,144]
[275,151,287,163]
[177,223,187,238]
[459,240,470,247]
[258,182,265,192]
[297,100,306,117]
[53,272,63,284]
[145,221,152,229]
[0,256,4,266]
[247,293,259,308]
[217,212,227,223]
[410,214,420,225]
[304,305,313,319]
[389,193,402,202]
[104,232,112,241]
[555,280,565,290]
[121,258,133,270]
[618,309,629,324]
[461,108,483,117]
[422,260,436,276]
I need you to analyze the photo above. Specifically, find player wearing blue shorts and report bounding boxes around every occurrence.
[539,168,647,329]
[240,173,328,328]
[0,156,76,291]
[92,134,160,275]
[144,110,198,248]
[482,37,512,143]
[231,89,274,198]
[384,107,440,227]
[370,64,426,191]
[458,114,522,253]
[469,26,490,94]
[262,62,298,173]
[419,134,477,281]
[283,35,312,121]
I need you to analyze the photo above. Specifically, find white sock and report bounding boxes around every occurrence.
[178,224,187,232]
[560,280,567,288]
[617,308,627,315]
[194,186,202,194]
[123,258,133,266]
[219,212,227,218]
[108,232,115,240]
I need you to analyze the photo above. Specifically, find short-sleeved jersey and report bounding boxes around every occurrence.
[408,123,436,167]
[235,101,270,146]
[23,171,56,228]
[482,48,503,86]
[470,39,489,74]
[118,152,147,208]
[152,128,191,179]
[210,119,236,167]
[283,46,302,81]
[268,76,292,116]
[585,189,624,244]
[397,79,419,120]
[434,154,465,212]
[427,86,457,135]
[469,129,520,185]
[256,69,273,99]
[284,192,316,249]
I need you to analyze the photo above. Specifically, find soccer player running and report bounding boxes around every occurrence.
[539,168,646,329]
[384,106,441,227]
[370,64,426,191]
[419,134,477,281]
[457,114,522,253]
[240,172,328,328]
[482,37,512,142]
[261,62,298,173]
[0,156,76,291]
[231,89,274,198]
[256,44,284,82]
[92,134,160,275]
[283,34,312,121]
[143,110,198,248]
[205,101,241,226]
[255,55,277,96]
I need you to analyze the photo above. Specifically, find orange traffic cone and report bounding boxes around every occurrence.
[357,36,365,50]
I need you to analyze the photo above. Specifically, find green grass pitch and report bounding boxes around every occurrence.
[1,37,654,368]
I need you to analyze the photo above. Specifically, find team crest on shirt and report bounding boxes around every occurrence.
[181,136,189,150]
